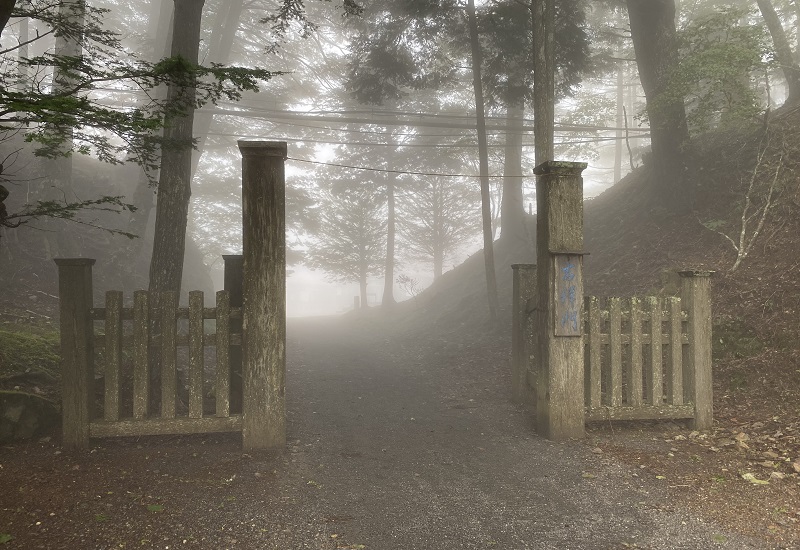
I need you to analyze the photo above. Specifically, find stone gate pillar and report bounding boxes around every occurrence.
[239,141,287,451]
[534,161,587,440]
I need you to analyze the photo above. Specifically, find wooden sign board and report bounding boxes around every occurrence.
[554,254,582,336]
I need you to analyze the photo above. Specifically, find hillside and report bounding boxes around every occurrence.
[371,107,800,546]
[403,105,800,386]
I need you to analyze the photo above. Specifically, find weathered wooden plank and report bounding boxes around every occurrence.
[585,404,695,423]
[680,271,714,430]
[55,258,96,449]
[93,331,244,348]
[90,415,242,438]
[189,291,204,419]
[627,297,643,407]
[646,296,663,405]
[160,291,178,420]
[668,297,684,405]
[216,290,231,418]
[224,256,244,416]
[132,291,150,419]
[608,297,622,407]
[585,296,602,409]
[91,306,242,322]
[592,333,688,346]
[103,291,123,422]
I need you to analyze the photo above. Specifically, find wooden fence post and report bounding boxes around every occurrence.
[679,270,714,430]
[534,161,587,440]
[511,264,537,405]
[54,258,96,449]
[223,254,244,414]
[239,140,287,451]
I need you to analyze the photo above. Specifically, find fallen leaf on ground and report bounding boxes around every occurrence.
[741,472,769,485]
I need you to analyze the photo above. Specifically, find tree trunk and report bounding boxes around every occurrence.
[500,97,527,244]
[148,0,205,295]
[359,272,368,309]
[627,0,690,212]
[149,0,174,59]
[190,0,244,178]
[0,0,15,36]
[757,0,800,105]
[467,0,499,322]
[382,176,396,307]
[792,0,800,61]
[47,0,86,257]
[614,60,624,184]
[124,0,174,270]
[16,11,27,91]
[433,247,443,280]
[531,0,555,165]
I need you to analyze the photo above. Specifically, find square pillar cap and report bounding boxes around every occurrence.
[534,160,588,176]
[238,140,287,159]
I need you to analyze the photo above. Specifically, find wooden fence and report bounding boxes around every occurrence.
[512,267,713,430]
[55,257,245,447]
[89,289,241,438]
[55,140,288,451]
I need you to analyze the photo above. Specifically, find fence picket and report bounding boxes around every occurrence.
[627,297,643,407]
[160,291,178,419]
[668,297,684,405]
[132,291,150,419]
[216,290,231,418]
[189,291,204,419]
[104,291,123,421]
[585,296,601,409]
[647,297,663,405]
[608,297,622,407]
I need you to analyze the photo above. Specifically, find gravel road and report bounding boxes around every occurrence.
[0,316,776,549]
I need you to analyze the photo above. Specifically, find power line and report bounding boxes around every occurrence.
[286,157,617,178]
[202,105,651,134]
[288,156,524,178]
[204,131,649,149]
[214,100,652,133]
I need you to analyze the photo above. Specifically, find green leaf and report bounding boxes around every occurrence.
[0,534,13,544]
[146,504,164,512]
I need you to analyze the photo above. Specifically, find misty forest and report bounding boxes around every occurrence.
[1,0,800,548]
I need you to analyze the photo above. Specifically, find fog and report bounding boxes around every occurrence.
[0,0,788,320]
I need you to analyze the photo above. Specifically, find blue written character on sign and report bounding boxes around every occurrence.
[559,284,577,307]
[560,310,579,332]
[561,260,576,282]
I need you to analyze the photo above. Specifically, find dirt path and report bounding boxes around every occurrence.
[0,316,775,549]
